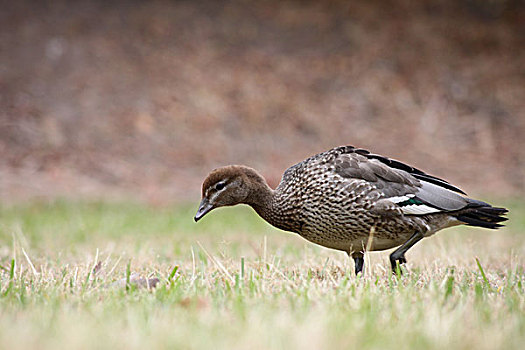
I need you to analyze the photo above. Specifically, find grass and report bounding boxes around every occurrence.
[0,199,524,350]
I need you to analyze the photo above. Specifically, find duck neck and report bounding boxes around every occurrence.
[240,168,296,232]
[238,170,278,224]
[246,180,298,232]
[245,179,275,219]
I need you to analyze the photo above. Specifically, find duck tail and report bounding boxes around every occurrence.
[455,201,508,229]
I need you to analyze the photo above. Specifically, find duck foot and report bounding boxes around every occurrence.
[389,254,407,275]
[389,231,423,274]
[353,256,364,275]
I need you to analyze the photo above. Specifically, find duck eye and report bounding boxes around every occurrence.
[215,182,226,191]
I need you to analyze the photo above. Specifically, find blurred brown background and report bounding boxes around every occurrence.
[1,0,524,203]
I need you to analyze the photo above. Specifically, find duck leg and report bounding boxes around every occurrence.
[351,253,365,275]
[389,231,423,273]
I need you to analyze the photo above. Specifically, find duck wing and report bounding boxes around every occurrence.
[332,146,473,216]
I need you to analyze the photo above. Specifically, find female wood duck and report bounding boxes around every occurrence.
[195,146,508,274]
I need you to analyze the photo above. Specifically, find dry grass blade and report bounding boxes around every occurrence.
[197,241,235,284]
[21,248,38,277]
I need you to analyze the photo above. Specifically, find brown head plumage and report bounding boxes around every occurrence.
[194,165,271,222]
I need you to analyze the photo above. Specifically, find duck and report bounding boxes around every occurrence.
[194,145,508,274]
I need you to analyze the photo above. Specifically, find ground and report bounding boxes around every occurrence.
[0,200,523,349]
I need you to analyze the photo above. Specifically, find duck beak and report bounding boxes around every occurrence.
[194,198,213,222]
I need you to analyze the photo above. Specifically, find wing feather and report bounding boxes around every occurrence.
[333,147,470,215]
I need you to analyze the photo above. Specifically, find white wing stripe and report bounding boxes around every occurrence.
[401,204,441,215]
[389,196,410,203]
[388,194,415,203]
